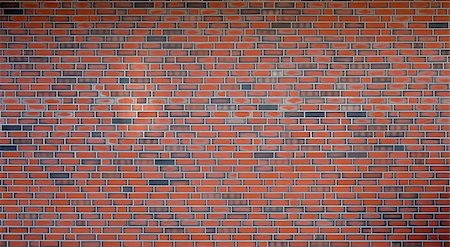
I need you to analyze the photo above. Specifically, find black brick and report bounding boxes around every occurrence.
[148,180,169,185]
[382,214,402,219]
[0,145,17,151]
[428,22,448,29]
[146,36,167,42]
[254,152,274,158]
[50,173,70,179]
[187,2,207,8]
[112,118,132,124]
[305,112,325,117]
[134,2,154,8]
[346,112,367,118]
[155,159,175,165]
[241,84,252,90]
[272,22,291,28]
[2,125,21,131]
[0,2,19,8]
[284,112,304,117]
[258,105,278,111]
[4,9,23,15]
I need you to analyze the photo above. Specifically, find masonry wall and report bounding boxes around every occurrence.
[0,1,449,246]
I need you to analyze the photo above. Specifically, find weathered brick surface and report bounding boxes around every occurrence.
[0,1,449,246]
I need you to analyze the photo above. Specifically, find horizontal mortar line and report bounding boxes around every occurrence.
[1,202,448,205]
[2,218,447,221]
[2,204,448,207]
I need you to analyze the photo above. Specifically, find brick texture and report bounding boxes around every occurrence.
[1,1,449,246]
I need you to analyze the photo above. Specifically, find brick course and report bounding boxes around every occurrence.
[0,0,449,246]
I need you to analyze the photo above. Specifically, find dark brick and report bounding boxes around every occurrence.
[374,145,394,151]
[371,63,391,69]
[50,173,70,179]
[275,2,294,8]
[385,132,404,137]
[91,132,102,137]
[345,23,364,28]
[0,2,20,8]
[382,214,402,219]
[187,2,206,8]
[122,186,133,192]
[347,152,368,158]
[4,9,23,15]
[0,145,17,151]
[146,36,167,42]
[241,9,261,15]
[165,228,184,233]
[241,84,252,90]
[333,57,353,62]
[272,22,291,28]
[163,29,183,35]
[211,98,230,104]
[292,22,312,28]
[112,118,132,124]
[2,125,22,131]
[428,22,448,29]
[148,180,169,185]
[372,77,392,83]
[127,220,147,226]
[82,159,101,165]
[155,159,175,165]
[284,112,304,117]
[55,180,74,185]
[254,152,274,158]
[205,228,216,233]
[394,145,405,151]
[346,112,367,118]
[163,43,182,49]
[119,78,129,83]
[327,152,346,158]
[441,50,450,55]
[305,112,325,117]
[13,139,32,144]
[134,2,154,8]
[258,105,278,111]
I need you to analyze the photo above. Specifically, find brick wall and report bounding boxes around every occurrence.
[1,1,449,246]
